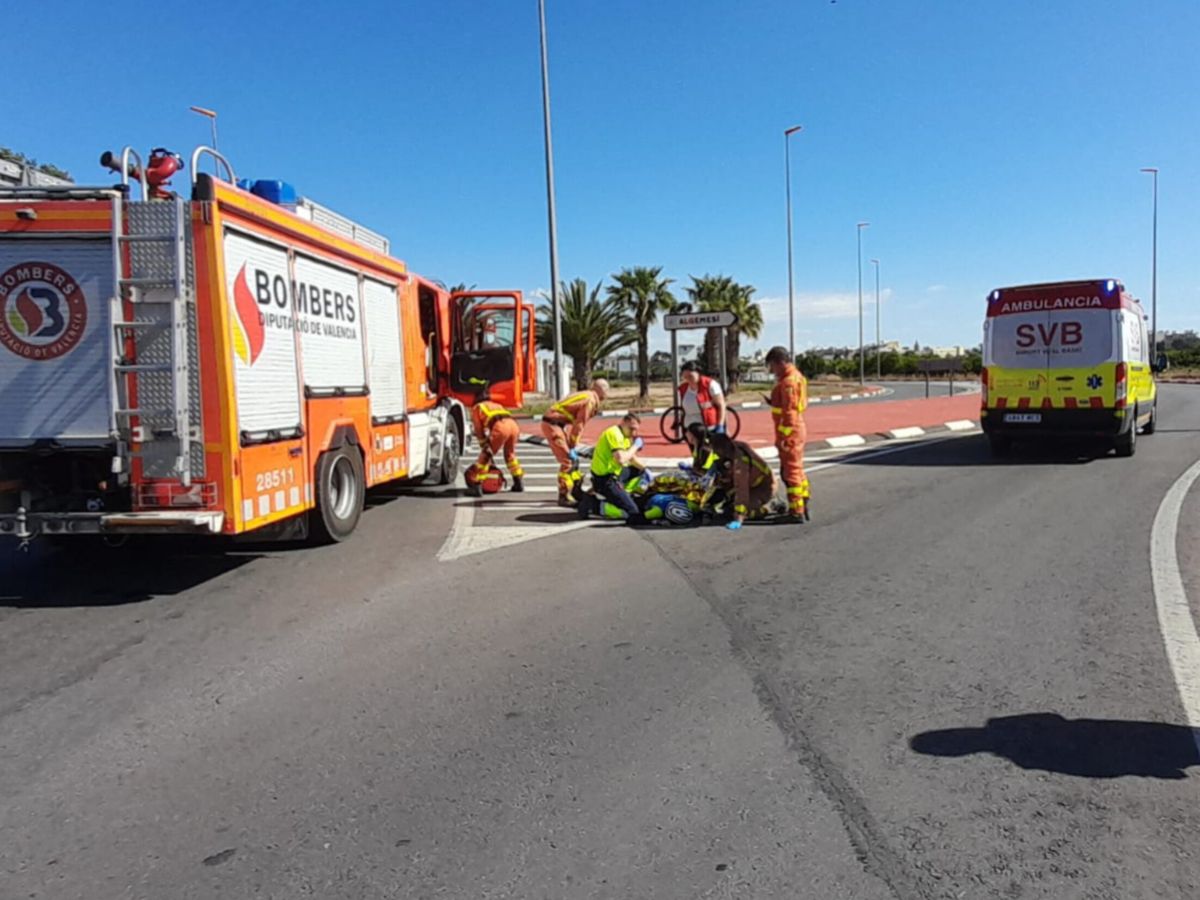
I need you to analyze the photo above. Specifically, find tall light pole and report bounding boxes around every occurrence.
[870,258,881,379]
[1140,167,1158,358]
[189,106,219,151]
[538,0,565,398]
[856,222,869,386]
[784,125,802,361]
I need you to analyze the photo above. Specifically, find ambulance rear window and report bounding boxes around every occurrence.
[987,309,1114,369]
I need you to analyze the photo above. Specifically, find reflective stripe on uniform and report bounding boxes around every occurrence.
[550,391,592,422]
[777,425,794,436]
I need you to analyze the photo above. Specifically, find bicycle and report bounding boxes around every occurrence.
[658,406,741,444]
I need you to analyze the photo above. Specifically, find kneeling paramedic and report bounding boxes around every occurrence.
[466,390,524,496]
[578,413,645,521]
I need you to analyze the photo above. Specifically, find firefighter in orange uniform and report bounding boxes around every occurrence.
[540,378,610,507]
[466,389,524,497]
[764,346,810,521]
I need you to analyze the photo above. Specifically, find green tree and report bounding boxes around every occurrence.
[607,266,676,402]
[685,275,763,389]
[536,278,635,390]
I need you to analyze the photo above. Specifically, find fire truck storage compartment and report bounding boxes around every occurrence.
[0,239,113,444]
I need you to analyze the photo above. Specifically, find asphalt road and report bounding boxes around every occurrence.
[3,386,1199,899]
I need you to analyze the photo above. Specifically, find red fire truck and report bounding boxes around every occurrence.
[0,145,534,543]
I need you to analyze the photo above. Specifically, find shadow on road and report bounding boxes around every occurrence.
[845,435,1106,467]
[910,712,1200,779]
[515,512,580,524]
[369,486,462,505]
[0,539,260,609]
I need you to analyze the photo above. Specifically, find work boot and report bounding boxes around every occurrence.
[557,493,574,509]
[512,476,525,493]
[467,483,483,498]
[576,494,594,520]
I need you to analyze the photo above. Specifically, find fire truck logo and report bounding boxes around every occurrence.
[232,264,266,365]
[0,262,88,361]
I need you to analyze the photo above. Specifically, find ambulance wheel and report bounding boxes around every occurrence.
[1143,401,1157,435]
[311,446,365,543]
[1115,412,1137,458]
[438,421,462,485]
[988,434,1012,458]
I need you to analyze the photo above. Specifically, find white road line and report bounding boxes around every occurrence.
[944,419,978,431]
[826,434,867,448]
[1150,457,1200,753]
[436,497,476,562]
[888,426,926,439]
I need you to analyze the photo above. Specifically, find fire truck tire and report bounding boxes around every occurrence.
[311,446,365,542]
[438,420,462,485]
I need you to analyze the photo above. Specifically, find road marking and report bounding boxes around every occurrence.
[888,426,926,439]
[945,419,977,431]
[826,434,867,448]
[1150,457,1200,752]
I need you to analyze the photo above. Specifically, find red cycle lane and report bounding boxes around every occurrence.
[520,393,981,456]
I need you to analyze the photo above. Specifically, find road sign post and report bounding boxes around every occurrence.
[916,358,964,398]
[663,311,739,396]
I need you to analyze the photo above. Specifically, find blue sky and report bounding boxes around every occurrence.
[7,0,1198,353]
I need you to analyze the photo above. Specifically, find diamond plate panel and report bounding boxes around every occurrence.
[124,200,204,479]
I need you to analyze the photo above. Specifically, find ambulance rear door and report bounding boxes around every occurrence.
[986,306,1051,419]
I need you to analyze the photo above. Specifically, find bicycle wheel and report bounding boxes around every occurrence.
[659,406,687,444]
[726,407,741,440]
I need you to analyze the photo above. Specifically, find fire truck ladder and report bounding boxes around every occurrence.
[109,151,196,486]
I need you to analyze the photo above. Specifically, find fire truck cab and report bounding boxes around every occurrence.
[0,145,533,544]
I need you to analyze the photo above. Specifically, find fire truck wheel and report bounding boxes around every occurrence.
[312,446,365,542]
[438,421,462,485]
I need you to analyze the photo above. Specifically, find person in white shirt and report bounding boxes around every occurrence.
[678,361,728,433]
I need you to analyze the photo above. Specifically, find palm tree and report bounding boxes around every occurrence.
[685,275,763,389]
[686,274,737,380]
[607,267,676,402]
[719,282,763,390]
[536,278,635,389]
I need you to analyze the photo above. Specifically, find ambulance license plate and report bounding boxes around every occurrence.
[1003,413,1041,424]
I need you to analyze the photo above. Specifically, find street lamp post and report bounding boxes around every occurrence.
[1140,167,1158,358]
[870,258,880,379]
[784,125,802,361]
[538,0,565,398]
[189,106,219,151]
[856,222,869,386]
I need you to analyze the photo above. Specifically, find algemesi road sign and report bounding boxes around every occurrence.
[663,310,737,331]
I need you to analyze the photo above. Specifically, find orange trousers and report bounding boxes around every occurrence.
[540,419,576,497]
[470,418,523,478]
[776,419,809,516]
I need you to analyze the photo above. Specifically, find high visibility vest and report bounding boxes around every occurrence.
[680,375,719,426]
